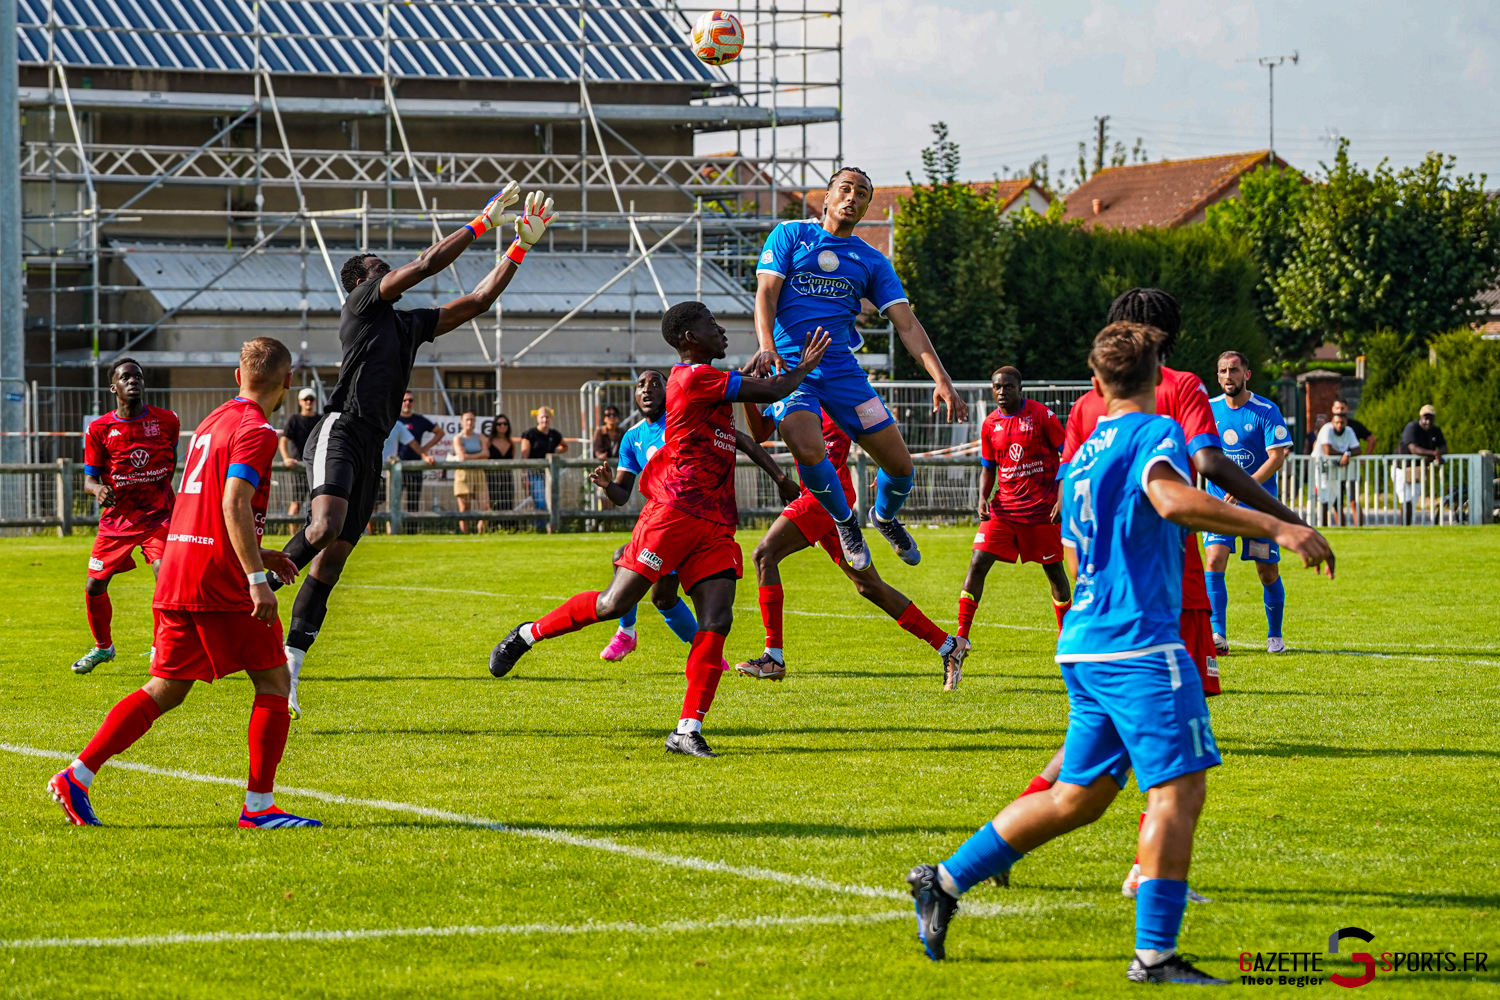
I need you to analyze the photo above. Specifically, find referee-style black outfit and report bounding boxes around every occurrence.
[302,276,438,544]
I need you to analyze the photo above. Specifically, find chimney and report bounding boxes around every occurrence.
[1092,198,1103,215]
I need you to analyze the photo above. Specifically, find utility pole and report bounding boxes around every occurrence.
[1,0,26,484]
[1094,115,1110,174]
[1241,52,1299,156]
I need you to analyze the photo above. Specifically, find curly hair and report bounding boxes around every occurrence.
[661,301,709,350]
[1106,288,1182,359]
[107,356,142,385]
[340,254,378,294]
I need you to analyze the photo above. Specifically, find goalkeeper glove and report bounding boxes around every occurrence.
[505,191,557,264]
[465,181,520,239]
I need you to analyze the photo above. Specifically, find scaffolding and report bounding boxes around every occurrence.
[10,0,846,457]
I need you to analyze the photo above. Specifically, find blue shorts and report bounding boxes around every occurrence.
[1057,647,1222,792]
[767,353,894,441]
[1203,533,1280,564]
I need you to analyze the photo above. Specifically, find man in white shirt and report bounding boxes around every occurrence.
[1315,400,1362,526]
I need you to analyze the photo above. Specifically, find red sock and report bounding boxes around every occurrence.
[247,693,290,794]
[85,592,113,648]
[1053,599,1072,632]
[759,585,784,649]
[78,689,162,773]
[532,591,602,640]
[1134,810,1147,865]
[681,631,727,721]
[897,602,949,652]
[1019,774,1054,798]
[956,593,978,640]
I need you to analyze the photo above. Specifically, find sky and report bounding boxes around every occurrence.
[730,0,1500,189]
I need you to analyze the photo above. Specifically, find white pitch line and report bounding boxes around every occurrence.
[1224,641,1500,668]
[3,744,904,902]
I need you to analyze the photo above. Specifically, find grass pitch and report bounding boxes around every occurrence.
[2,526,1498,998]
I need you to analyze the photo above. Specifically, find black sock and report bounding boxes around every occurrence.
[283,530,318,571]
[288,576,335,653]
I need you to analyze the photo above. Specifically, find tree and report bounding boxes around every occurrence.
[1357,329,1500,453]
[892,124,1019,379]
[1229,140,1500,356]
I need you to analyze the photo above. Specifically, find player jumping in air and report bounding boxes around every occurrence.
[752,167,967,571]
[905,322,1331,983]
[276,183,551,718]
[734,403,969,687]
[1020,289,1332,899]
[955,366,1071,653]
[590,369,711,661]
[49,338,320,830]
[487,303,826,758]
[1206,351,1294,655]
[72,358,180,674]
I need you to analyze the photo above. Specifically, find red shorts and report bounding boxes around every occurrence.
[1180,532,1210,611]
[616,501,742,593]
[972,517,1063,565]
[1179,607,1220,696]
[783,493,842,564]
[88,525,168,580]
[151,608,286,683]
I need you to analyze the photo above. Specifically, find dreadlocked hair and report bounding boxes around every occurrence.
[1106,288,1182,358]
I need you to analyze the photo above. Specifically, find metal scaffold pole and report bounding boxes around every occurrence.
[1,0,25,477]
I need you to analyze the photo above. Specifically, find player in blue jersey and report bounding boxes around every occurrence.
[903,322,1330,984]
[1204,351,1295,656]
[752,166,968,570]
[588,370,703,661]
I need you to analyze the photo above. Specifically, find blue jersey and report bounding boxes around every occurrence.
[1057,412,1194,662]
[1207,392,1292,502]
[756,219,908,364]
[617,412,667,479]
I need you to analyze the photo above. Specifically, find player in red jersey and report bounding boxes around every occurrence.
[48,338,321,830]
[955,367,1071,649]
[72,358,181,675]
[1003,289,1332,899]
[488,302,831,758]
[733,404,970,688]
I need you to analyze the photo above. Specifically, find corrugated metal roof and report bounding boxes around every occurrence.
[113,242,752,317]
[17,0,719,85]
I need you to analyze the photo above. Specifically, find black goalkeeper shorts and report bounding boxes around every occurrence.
[303,410,384,546]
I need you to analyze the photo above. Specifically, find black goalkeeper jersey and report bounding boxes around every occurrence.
[326,277,440,434]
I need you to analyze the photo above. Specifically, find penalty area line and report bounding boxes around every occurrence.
[2,743,904,902]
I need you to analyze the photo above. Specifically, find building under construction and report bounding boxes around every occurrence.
[8,0,848,449]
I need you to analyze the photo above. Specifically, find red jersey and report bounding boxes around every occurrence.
[640,364,742,527]
[154,397,279,613]
[83,405,180,537]
[980,398,1064,523]
[1061,365,1220,463]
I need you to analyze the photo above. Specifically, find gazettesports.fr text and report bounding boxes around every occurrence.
[1238,950,1488,986]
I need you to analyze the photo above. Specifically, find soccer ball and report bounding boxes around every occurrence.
[691,10,744,66]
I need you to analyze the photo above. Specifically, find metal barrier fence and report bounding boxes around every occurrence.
[8,452,1492,535]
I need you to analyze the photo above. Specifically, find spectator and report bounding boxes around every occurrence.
[1345,408,1377,454]
[451,410,489,535]
[1394,403,1449,525]
[1303,412,1329,456]
[397,391,444,531]
[593,405,624,461]
[277,388,319,517]
[520,406,567,532]
[1315,399,1363,526]
[379,417,434,534]
[485,414,516,525]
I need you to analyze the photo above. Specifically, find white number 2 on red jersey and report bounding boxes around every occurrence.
[181,433,212,494]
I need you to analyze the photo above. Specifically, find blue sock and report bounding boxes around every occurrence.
[659,597,698,644]
[1135,878,1188,952]
[1263,577,1285,638]
[618,604,638,631]
[939,822,1024,895]
[797,459,852,522]
[873,469,913,521]
[1205,571,1228,636]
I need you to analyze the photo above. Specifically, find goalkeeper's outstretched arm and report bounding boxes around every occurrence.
[435,191,556,336]
[378,182,520,302]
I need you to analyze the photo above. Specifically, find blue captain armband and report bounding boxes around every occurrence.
[84,464,104,477]
[226,463,261,487]
[723,370,742,402]
[980,457,996,469]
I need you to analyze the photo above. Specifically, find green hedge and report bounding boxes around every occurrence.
[1357,330,1500,453]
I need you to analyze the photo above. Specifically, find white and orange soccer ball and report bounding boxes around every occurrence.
[691,10,744,66]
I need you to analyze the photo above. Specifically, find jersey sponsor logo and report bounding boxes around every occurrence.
[817,249,840,272]
[1274,424,1289,440]
[759,249,774,264]
[1007,442,1026,461]
[1019,414,1035,434]
[1156,436,1178,452]
[637,548,664,571]
[789,270,858,301]
[88,557,105,572]
[167,532,216,545]
[128,447,151,468]
[1222,428,1239,445]
[144,420,161,437]
[855,396,888,429]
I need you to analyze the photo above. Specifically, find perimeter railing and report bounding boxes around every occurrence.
[5,452,1493,536]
